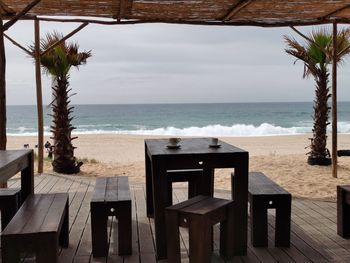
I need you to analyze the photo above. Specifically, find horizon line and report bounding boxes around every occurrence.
[6,101,350,106]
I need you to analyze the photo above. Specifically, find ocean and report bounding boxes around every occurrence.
[6,102,350,137]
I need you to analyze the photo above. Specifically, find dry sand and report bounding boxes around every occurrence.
[7,134,350,201]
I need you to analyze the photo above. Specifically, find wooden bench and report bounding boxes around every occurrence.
[91,176,132,257]
[234,172,291,247]
[0,188,21,230]
[1,193,69,263]
[165,195,234,263]
[337,185,350,237]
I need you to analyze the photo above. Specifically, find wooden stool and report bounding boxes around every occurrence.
[1,193,69,263]
[165,195,234,263]
[337,185,350,237]
[241,172,291,247]
[0,188,21,230]
[91,176,132,257]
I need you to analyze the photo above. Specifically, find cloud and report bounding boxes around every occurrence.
[3,22,349,105]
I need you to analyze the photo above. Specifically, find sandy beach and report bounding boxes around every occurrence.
[7,134,350,201]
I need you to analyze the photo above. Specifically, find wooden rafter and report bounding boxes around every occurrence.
[3,33,32,55]
[41,22,89,56]
[319,4,350,21]
[222,0,253,21]
[35,16,350,28]
[2,0,350,27]
[3,0,40,31]
[0,1,15,15]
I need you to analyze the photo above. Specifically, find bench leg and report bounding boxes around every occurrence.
[338,186,350,237]
[275,196,291,247]
[91,203,108,257]
[59,199,69,248]
[37,235,58,263]
[1,237,20,263]
[118,202,132,255]
[189,216,212,263]
[220,204,234,259]
[1,195,19,231]
[166,209,181,263]
[251,197,268,247]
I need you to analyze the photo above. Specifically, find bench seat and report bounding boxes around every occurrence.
[91,176,132,257]
[1,193,69,263]
[337,185,350,237]
[166,195,234,263]
[248,172,291,247]
[0,188,21,230]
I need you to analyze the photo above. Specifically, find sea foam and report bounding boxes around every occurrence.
[8,122,350,137]
[120,123,309,137]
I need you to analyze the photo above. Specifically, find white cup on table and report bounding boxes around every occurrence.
[169,137,181,146]
[211,137,218,145]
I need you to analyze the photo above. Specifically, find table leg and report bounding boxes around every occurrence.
[21,150,34,201]
[200,168,214,196]
[152,157,168,259]
[231,154,248,255]
[145,144,154,217]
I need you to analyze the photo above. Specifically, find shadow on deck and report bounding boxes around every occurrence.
[4,173,350,263]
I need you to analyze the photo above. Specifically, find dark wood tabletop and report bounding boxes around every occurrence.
[145,138,249,260]
[145,138,246,156]
[0,149,34,201]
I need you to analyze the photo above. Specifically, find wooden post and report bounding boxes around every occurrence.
[0,18,6,151]
[0,19,7,188]
[332,22,338,178]
[34,19,44,173]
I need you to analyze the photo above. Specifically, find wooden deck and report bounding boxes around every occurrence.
[4,173,350,263]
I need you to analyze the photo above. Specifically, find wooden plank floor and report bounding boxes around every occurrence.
[3,174,350,262]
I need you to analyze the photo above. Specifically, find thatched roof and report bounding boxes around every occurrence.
[2,0,350,27]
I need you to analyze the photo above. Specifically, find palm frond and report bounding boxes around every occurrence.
[27,31,91,77]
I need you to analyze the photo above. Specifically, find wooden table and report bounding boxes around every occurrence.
[0,150,34,201]
[145,138,249,259]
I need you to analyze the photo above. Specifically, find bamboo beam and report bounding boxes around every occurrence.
[34,19,44,174]
[3,0,40,31]
[0,0,15,15]
[41,22,88,56]
[319,4,350,20]
[222,0,253,21]
[35,16,350,28]
[332,22,338,178]
[4,33,32,55]
[290,26,314,43]
[0,18,6,151]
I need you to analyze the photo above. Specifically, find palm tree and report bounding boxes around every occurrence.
[30,32,91,174]
[285,27,350,165]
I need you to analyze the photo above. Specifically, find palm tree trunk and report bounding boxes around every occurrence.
[309,67,331,164]
[51,75,79,174]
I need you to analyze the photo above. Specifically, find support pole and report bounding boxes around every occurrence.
[332,22,338,178]
[0,19,7,187]
[0,18,6,151]
[34,19,44,173]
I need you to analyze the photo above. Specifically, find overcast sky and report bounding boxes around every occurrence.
[4,21,350,105]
